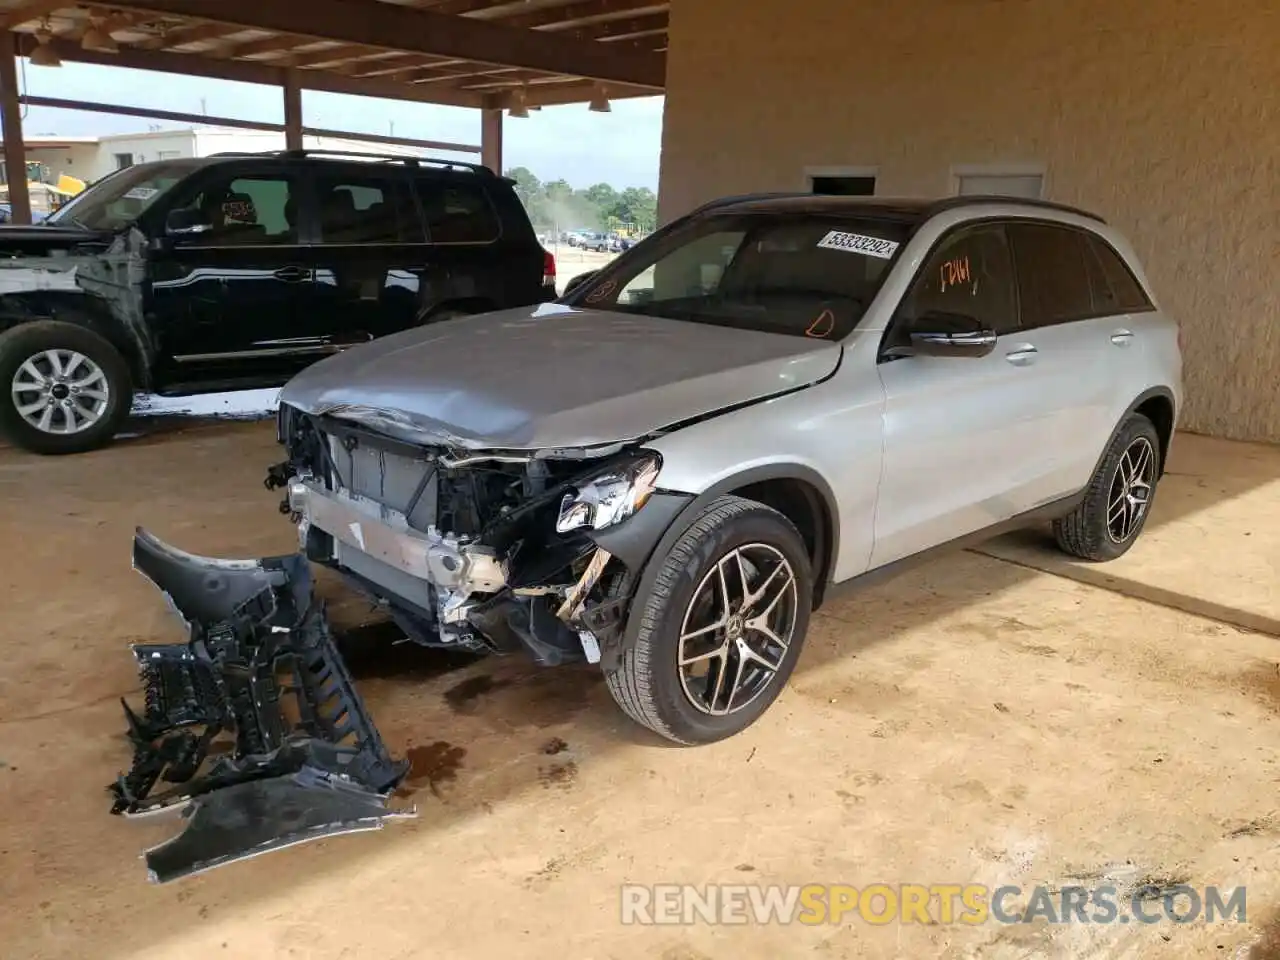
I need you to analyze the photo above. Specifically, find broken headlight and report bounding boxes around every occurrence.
[556,452,662,534]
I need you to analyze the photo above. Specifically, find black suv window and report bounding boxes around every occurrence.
[893,222,1019,342]
[168,173,299,246]
[315,172,424,244]
[1007,222,1096,327]
[419,178,500,243]
[1085,234,1153,313]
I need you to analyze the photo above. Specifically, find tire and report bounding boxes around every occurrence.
[604,495,813,744]
[1053,413,1161,561]
[0,320,133,455]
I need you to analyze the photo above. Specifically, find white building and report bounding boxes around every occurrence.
[9,126,458,187]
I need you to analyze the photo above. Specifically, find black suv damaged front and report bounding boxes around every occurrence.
[0,151,554,455]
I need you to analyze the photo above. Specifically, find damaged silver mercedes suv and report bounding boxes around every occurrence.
[268,192,1181,740]
[118,194,1181,879]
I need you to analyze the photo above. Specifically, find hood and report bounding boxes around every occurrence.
[0,223,112,256]
[280,302,841,452]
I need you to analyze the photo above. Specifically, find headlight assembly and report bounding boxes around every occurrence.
[556,453,662,534]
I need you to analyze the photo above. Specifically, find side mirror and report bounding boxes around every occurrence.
[165,207,212,237]
[889,310,996,359]
[564,270,599,296]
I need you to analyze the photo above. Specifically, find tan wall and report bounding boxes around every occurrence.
[659,0,1280,441]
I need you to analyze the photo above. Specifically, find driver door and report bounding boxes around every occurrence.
[870,221,1047,568]
[146,163,321,389]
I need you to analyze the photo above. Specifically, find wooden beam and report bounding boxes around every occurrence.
[0,33,31,224]
[220,34,307,59]
[30,36,487,107]
[0,0,66,31]
[480,106,501,174]
[504,1,668,30]
[282,68,302,149]
[139,21,243,51]
[506,78,657,108]
[103,0,666,88]
[17,94,481,153]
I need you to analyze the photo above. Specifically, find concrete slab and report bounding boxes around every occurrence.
[981,433,1280,637]
[1,423,1277,960]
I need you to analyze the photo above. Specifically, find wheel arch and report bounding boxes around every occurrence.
[1103,386,1176,479]
[596,462,842,645]
[0,292,151,390]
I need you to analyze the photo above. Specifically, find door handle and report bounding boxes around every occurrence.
[1110,328,1134,346]
[273,265,311,282]
[1005,344,1038,366]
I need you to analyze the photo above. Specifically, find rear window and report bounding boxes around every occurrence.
[315,172,424,244]
[1085,234,1153,313]
[418,178,500,243]
[567,213,909,339]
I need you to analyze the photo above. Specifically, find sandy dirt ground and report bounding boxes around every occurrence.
[1,419,1278,960]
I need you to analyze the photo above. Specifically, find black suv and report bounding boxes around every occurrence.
[0,149,555,454]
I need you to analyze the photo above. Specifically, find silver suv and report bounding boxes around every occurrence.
[259,194,1181,746]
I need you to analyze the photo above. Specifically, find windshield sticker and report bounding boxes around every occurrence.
[805,308,836,339]
[816,231,899,259]
[223,199,255,221]
[940,256,972,293]
[122,186,158,201]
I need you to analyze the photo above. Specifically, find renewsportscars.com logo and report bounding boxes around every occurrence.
[620,883,1248,927]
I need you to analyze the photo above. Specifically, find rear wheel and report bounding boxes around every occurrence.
[1053,413,1160,561]
[0,321,133,454]
[604,495,812,744]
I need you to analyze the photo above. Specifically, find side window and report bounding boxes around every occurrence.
[891,223,1018,346]
[168,174,298,246]
[315,173,424,244]
[1085,234,1153,313]
[419,179,500,243]
[1006,222,1094,327]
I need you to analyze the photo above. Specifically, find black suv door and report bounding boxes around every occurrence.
[145,160,324,390]
[307,162,432,340]
[415,171,547,317]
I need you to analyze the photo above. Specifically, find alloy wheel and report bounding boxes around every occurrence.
[1106,436,1155,543]
[10,348,111,436]
[677,543,799,716]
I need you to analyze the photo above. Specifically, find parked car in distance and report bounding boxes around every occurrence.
[0,149,556,454]
[259,192,1181,746]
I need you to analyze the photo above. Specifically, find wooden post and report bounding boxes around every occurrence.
[0,33,31,224]
[480,107,502,174]
[283,68,303,150]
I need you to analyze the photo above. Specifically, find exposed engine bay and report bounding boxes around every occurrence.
[266,403,669,669]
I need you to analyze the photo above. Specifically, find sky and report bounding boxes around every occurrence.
[15,59,665,190]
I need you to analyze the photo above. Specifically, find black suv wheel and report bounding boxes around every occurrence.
[605,495,813,744]
[1053,412,1161,561]
[0,321,133,455]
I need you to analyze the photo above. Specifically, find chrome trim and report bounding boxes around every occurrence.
[173,344,349,363]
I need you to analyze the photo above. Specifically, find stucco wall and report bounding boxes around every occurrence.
[658,0,1280,441]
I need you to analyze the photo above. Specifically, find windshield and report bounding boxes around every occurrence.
[46,161,202,231]
[566,213,911,339]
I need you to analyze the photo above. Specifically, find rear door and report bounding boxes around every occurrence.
[1004,220,1126,498]
[147,161,322,387]
[308,163,430,341]
[871,222,1042,567]
[415,173,542,315]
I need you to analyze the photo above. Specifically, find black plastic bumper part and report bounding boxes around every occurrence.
[112,529,412,883]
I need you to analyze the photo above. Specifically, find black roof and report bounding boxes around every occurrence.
[691,192,1105,225]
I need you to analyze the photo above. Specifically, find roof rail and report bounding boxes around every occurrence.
[206,149,493,174]
[926,195,1107,224]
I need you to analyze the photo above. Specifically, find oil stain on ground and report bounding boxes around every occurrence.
[539,761,578,789]
[445,674,515,713]
[400,741,467,798]
[338,621,482,682]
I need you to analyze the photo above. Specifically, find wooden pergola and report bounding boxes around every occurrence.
[0,0,668,221]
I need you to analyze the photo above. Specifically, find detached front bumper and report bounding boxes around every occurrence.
[112,529,413,883]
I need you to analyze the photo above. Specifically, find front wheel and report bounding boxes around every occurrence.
[0,320,133,455]
[604,495,813,744]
